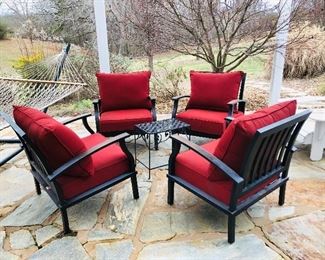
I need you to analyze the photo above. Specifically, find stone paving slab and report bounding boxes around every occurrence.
[140,212,175,243]
[105,175,151,235]
[55,193,105,231]
[138,234,282,260]
[0,193,57,227]
[35,225,61,246]
[265,180,325,209]
[0,251,19,260]
[153,175,200,209]
[28,237,90,260]
[140,203,254,243]
[87,229,124,242]
[0,166,34,208]
[96,240,133,260]
[9,230,35,250]
[264,211,325,260]
[268,206,295,221]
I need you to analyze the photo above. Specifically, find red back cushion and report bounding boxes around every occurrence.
[211,100,297,178]
[187,71,244,111]
[13,106,94,177]
[96,71,152,112]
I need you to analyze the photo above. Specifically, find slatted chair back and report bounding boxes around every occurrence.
[238,110,311,195]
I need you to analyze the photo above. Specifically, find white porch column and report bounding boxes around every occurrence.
[269,0,292,104]
[93,0,110,73]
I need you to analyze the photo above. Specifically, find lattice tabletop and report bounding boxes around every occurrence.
[135,118,190,135]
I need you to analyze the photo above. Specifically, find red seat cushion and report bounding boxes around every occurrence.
[56,133,129,200]
[214,100,297,175]
[13,106,93,177]
[96,71,152,111]
[175,139,228,181]
[99,108,153,133]
[187,71,244,111]
[176,109,243,136]
[175,156,277,205]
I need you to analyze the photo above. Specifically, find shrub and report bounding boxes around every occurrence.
[110,54,132,73]
[69,52,132,99]
[150,66,187,113]
[245,87,268,111]
[273,25,325,79]
[13,51,48,79]
[0,22,9,40]
[151,66,187,101]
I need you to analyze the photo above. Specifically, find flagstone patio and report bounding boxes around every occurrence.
[0,115,324,260]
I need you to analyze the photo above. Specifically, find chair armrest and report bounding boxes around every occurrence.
[172,95,190,101]
[227,99,246,116]
[93,99,101,132]
[225,116,234,127]
[49,132,131,181]
[171,95,190,118]
[170,134,244,185]
[62,113,95,134]
[62,113,91,125]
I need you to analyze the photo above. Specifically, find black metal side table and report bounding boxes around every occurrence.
[135,118,190,179]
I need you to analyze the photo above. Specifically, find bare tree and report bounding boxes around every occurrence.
[4,0,38,43]
[110,0,164,71]
[156,0,305,72]
[36,0,95,46]
[297,0,325,27]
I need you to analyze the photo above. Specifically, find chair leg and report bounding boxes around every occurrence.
[154,133,159,150]
[228,215,236,244]
[60,208,71,234]
[131,174,139,199]
[278,183,287,206]
[167,179,174,205]
[34,178,41,195]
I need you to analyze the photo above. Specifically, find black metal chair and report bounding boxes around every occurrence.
[94,71,159,149]
[172,71,246,139]
[167,108,311,243]
[0,110,139,234]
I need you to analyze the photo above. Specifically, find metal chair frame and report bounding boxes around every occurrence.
[167,110,311,243]
[0,112,139,234]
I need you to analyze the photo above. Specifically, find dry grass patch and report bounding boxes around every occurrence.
[283,26,325,79]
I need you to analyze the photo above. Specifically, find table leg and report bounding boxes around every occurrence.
[310,121,325,161]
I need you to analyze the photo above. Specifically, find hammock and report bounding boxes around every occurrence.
[0,43,86,129]
[0,43,86,165]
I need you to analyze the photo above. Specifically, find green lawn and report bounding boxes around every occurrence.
[129,51,268,79]
[1,38,268,79]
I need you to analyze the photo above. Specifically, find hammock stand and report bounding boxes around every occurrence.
[0,43,87,166]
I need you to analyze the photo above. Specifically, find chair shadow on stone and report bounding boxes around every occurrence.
[1,106,139,234]
[167,100,311,243]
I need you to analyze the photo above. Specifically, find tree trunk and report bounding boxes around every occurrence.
[148,54,154,72]
[196,45,200,60]
[211,63,224,73]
